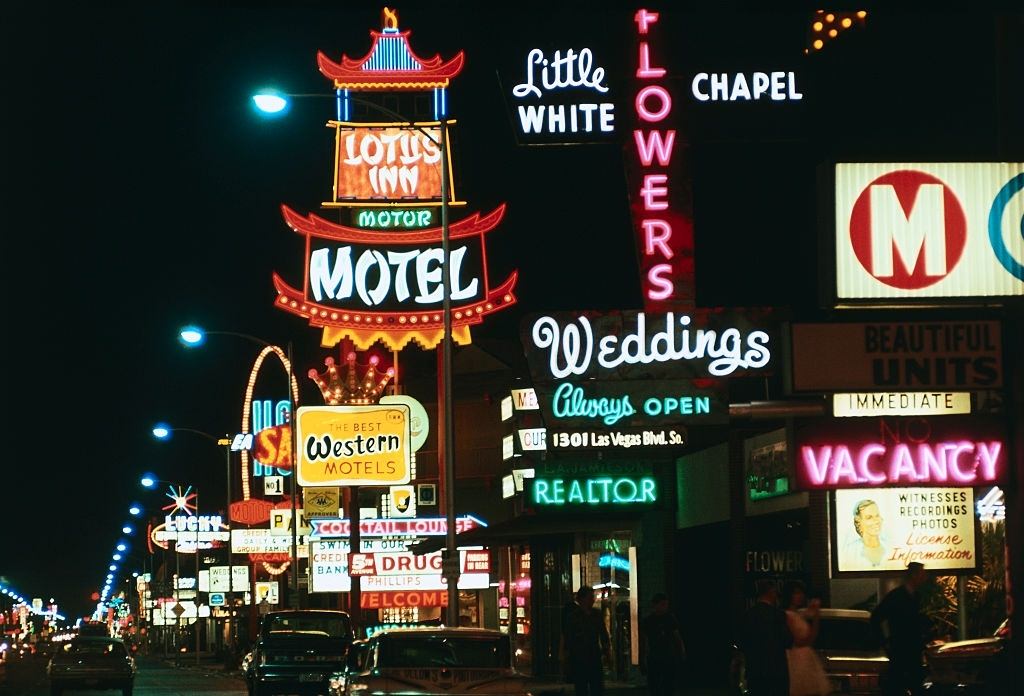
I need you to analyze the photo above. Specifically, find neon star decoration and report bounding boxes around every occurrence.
[162,485,197,516]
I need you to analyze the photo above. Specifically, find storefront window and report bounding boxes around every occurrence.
[580,534,635,681]
[497,548,532,673]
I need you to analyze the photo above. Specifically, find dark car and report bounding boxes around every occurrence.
[47,637,136,696]
[244,609,353,696]
[925,619,1010,695]
[341,628,532,695]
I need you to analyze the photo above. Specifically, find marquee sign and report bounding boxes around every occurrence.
[833,163,1023,302]
[272,9,517,350]
[524,311,775,382]
[309,514,486,539]
[150,515,229,553]
[832,488,977,574]
[794,417,1006,490]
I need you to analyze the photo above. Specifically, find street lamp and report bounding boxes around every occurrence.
[150,425,241,661]
[248,88,460,624]
[173,327,302,613]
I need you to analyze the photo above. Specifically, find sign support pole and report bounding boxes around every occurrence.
[224,438,234,666]
[195,488,201,665]
[287,340,301,609]
[441,118,460,625]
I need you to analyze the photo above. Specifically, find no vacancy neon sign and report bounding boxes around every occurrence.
[795,417,1006,489]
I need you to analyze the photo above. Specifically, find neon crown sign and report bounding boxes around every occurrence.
[271,8,517,350]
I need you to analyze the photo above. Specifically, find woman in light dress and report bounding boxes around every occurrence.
[782,581,831,696]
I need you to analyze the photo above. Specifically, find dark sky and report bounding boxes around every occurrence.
[3,2,1021,619]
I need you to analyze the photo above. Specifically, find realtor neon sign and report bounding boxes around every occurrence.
[532,476,657,505]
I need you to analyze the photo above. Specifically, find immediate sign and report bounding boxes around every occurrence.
[790,321,1001,391]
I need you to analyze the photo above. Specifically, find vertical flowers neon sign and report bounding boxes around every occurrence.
[630,9,694,309]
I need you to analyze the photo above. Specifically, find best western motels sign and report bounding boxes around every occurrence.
[794,417,1006,490]
[833,163,1023,302]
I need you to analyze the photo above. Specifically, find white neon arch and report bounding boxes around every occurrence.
[240,345,301,500]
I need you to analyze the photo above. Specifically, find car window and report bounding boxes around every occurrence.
[816,618,880,651]
[63,641,127,657]
[262,613,351,639]
[382,636,510,668]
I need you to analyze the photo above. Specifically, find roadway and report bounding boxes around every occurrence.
[2,656,247,696]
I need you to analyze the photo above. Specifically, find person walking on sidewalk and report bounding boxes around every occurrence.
[871,562,931,696]
[640,593,686,695]
[739,580,793,696]
[563,586,611,696]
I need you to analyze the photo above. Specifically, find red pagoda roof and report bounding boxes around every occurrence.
[318,8,464,90]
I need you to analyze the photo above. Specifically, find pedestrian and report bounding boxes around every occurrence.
[781,581,829,696]
[739,579,793,696]
[871,562,930,696]
[640,593,685,695]
[563,586,611,696]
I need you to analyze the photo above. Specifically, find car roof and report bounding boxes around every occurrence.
[818,608,872,620]
[265,609,350,617]
[375,627,505,638]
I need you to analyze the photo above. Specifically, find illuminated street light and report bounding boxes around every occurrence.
[152,424,171,440]
[112,553,122,561]
[128,504,142,516]
[116,543,127,552]
[252,91,289,115]
[178,325,206,346]
[122,525,133,535]
[140,475,157,488]
[108,564,116,572]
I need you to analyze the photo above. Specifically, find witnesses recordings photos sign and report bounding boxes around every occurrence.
[832,488,976,574]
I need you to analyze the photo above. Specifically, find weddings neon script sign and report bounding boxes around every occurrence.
[529,312,772,379]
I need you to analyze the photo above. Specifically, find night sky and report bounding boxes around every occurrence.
[4,2,1021,619]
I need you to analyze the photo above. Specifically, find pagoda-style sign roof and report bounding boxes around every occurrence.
[318,7,465,90]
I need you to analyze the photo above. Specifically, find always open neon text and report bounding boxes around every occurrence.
[800,441,1003,487]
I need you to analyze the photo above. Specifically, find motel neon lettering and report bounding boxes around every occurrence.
[800,441,1003,487]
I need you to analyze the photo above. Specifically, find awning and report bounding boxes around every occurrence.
[410,513,644,555]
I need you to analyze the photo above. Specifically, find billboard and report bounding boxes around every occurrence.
[794,417,1006,490]
[832,488,976,574]
[790,321,1002,391]
[833,163,1023,302]
[330,124,453,204]
[296,404,412,486]
[310,542,489,593]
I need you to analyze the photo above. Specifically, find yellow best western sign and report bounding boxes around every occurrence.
[296,405,412,486]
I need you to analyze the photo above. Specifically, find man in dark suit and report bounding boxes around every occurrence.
[872,562,930,696]
[739,580,792,696]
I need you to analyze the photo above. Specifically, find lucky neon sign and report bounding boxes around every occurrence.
[531,476,657,505]
[795,417,1006,489]
[511,47,615,139]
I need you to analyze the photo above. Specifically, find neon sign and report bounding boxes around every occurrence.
[549,381,714,426]
[252,399,291,477]
[531,476,657,505]
[526,312,773,380]
[511,48,615,140]
[598,554,630,571]
[272,9,517,350]
[794,417,1006,490]
[691,72,802,102]
[629,9,694,309]
[833,392,972,418]
[309,515,487,539]
[354,208,435,229]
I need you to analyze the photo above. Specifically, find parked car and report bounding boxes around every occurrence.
[47,636,136,696]
[925,619,1010,695]
[340,627,532,695]
[327,639,369,696]
[731,608,887,695]
[244,610,353,696]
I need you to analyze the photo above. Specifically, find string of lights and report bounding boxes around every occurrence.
[0,582,65,621]
[90,502,145,620]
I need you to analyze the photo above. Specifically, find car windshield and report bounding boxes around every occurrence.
[383,635,510,668]
[262,613,350,639]
[62,641,127,657]
[816,618,880,651]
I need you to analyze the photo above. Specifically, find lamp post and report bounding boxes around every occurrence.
[151,424,239,660]
[252,90,461,625]
[176,328,301,611]
[140,477,204,665]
